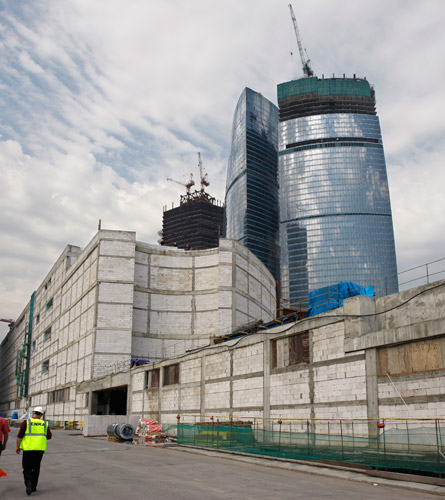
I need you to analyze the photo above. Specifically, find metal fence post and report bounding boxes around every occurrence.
[340,420,344,460]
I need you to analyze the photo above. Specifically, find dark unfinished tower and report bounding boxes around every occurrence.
[162,191,224,250]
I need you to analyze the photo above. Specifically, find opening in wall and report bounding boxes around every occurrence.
[163,364,179,386]
[146,368,160,389]
[90,386,127,415]
[271,331,309,369]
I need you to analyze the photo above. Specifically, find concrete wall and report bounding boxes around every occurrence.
[129,280,445,430]
[2,226,444,427]
[0,230,277,421]
[131,238,277,361]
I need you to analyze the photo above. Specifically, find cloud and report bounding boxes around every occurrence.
[1,0,445,340]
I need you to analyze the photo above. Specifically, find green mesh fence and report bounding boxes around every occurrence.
[172,418,445,475]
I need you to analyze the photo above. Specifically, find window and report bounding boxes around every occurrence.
[42,360,49,373]
[35,314,40,325]
[271,332,309,369]
[146,368,160,389]
[163,364,179,386]
[32,341,36,352]
[48,388,70,404]
[46,298,53,310]
[44,327,51,342]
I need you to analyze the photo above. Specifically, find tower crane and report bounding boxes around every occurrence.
[167,173,195,194]
[197,152,209,193]
[288,3,314,78]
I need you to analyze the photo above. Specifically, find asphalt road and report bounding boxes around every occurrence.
[0,427,443,499]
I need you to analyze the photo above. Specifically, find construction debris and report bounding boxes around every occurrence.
[134,418,169,446]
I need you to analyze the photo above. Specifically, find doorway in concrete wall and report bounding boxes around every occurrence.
[91,386,127,415]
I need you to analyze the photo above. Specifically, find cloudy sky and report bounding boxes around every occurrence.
[1,0,444,340]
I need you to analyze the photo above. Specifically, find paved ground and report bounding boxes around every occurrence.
[0,427,444,499]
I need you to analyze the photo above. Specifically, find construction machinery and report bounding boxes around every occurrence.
[167,173,195,194]
[288,3,314,77]
[0,318,14,328]
[197,152,209,193]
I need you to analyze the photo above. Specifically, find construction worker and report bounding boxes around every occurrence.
[16,406,52,495]
[0,414,10,457]
[0,413,10,477]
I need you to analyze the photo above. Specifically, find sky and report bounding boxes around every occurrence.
[1,0,445,341]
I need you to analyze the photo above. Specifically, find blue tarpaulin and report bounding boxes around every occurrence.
[131,358,150,368]
[307,281,374,317]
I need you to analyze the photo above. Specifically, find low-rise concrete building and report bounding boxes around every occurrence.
[0,230,277,419]
[2,229,445,430]
[85,279,445,435]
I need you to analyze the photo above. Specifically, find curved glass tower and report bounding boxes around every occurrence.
[225,88,280,279]
[277,76,398,308]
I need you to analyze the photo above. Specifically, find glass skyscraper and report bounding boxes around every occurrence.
[225,87,280,280]
[277,76,398,308]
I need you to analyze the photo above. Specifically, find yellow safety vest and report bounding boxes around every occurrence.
[20,418,48,452]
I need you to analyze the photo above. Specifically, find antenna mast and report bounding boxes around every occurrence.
[288,3,314,77]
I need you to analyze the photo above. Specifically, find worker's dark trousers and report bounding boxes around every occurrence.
[22,450,44,490]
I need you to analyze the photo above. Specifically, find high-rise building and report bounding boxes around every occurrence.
[162,191,224,250]
[277,76,398,308]
[224,87,280,279]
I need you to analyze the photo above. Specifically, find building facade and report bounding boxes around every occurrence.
[0,230,277,419]
[162,192,224,250]
[277,76,398,309]
[129,279,445,430]
[225,87,280,280]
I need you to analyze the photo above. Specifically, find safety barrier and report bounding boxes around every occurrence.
[172,415,445,474]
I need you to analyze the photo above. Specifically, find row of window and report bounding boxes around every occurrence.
[34,297,54,326]
[144,335,310,388]
[146,364,180,388]
[47,387,70,404]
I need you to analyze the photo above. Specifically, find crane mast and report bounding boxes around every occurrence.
[197,152,209,193]
[288,3,314,78]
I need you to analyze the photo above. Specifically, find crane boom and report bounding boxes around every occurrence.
[167,173,195,193]
[288,4,314,78]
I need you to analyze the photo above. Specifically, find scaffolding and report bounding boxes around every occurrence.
[15,292,34,398]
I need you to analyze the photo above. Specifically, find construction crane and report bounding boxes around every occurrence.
[288,3,314,78]
[197,152,209,193]
[167,173,195,194]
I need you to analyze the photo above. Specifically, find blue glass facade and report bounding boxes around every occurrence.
[278,77,398,308]
[225,88,280,279]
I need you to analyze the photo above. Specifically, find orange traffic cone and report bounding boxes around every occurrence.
[0,468,7,477]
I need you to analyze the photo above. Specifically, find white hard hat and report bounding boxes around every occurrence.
[33,406,44,414]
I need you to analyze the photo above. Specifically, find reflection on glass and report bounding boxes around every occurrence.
[278,77,398,308]
[225,88,280,279]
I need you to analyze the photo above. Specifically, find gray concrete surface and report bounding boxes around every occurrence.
[0,428,444,499]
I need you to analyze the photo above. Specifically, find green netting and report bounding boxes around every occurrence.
[277,77,372,100]
[173,422,445,474]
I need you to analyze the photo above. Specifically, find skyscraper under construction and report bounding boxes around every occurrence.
[162,156,224,250]
[276,4,398,309]
[277,75,398,308]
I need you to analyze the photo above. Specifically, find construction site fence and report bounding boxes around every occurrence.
[166,416,445,475]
